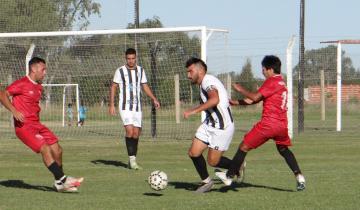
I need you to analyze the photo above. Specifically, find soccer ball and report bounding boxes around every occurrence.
[148,170,168,191]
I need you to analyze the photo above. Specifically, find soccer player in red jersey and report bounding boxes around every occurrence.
[215,55,306,191]
[0,57,83,192]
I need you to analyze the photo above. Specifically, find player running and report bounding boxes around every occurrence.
[0,57,84,192]
[184,57,244,193]
[109,48,160,170]
[215,55,306,191]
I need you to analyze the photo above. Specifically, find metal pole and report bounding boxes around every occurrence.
[298,0,305,133]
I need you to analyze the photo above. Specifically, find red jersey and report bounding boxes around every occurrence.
[258,74,288,122]
[6,76,43,123]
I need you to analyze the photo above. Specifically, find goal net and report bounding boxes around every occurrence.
[0,27,229,140]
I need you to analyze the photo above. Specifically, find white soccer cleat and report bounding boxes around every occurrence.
[215,171,233,186]
[54,176,84,192]
[296,174,306,191]
[128,160,142,170]
[236,161,246,183]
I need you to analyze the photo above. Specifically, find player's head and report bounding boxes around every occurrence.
[125,48,137,68]
[261,55,281,77]
[68,103,72,107]
[29,57,46,82]
[186,57,207,84]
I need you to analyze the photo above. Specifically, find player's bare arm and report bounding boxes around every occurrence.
[229,98,254,106]
[0,90,24,122]
[183,88,219,119]
[109,82,118,115]
[233,83,263,103]
[142,83,160,109]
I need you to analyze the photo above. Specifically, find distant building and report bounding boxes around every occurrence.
[305,85,360,104]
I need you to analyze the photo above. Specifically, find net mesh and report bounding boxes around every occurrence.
[0,29,228,140]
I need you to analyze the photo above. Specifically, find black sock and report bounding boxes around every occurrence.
[133,138,139,156]
[277,146,302,175]
[48,162,65,180]
[125,137,136,156]
[215,156,232,169]
[227,148,247,177]
[190,155,209,180]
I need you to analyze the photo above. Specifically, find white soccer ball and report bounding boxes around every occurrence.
[148,170,168,191]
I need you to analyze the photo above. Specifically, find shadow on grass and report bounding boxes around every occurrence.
[168,181,293,193]
[91,159,128,169]
[143,192,163,196]
[0,180,54,192]
[217,181,294,193]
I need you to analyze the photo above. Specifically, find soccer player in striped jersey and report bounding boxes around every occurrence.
[215,55,306,191]
[184,57,237,193]
[109,48,160,170]
[0,57,83,192]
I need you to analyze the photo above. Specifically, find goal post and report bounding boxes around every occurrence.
[0,26,229,140]
[42,84,80,127]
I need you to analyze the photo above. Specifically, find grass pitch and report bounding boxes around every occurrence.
[1,128,360,210]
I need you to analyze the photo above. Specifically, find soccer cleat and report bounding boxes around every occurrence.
[54,176,84,192]
[235,161,246,183]
[128,160,142,170]
[296,174,306,191]
[195,180,214,193]
[54,183,78,192]
[215,171,233,186]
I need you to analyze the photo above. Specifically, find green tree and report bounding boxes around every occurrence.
[293,45,359,86]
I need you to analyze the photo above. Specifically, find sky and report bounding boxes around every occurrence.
[88,0,360,77]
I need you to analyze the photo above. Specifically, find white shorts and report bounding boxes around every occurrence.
[119,110,142,127]
[195,123,234,151]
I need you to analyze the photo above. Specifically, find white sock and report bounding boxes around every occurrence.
[296,174,305,183]
[129,156,136,161]
[202,177,212,184]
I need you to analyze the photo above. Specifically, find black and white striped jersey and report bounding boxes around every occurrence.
[113,65,147,112]
[199,74,234,129]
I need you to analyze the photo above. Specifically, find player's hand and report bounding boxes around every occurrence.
[153,99,160,109]
[183,110,193,119]
[109,105,116,116]
[12,110,24,122]
[229,99,239,106]
[233,83,245,92]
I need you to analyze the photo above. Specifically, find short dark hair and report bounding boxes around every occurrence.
[261,55,281,74]
[185,57,207,72]
[125,48,136,55]
[29,57,46,71]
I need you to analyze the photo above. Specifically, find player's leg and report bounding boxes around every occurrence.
[188,138,213,193]
[276,144,305,191]
[126,126,142,169]
[216,122,267,185]
[38,124,84,192]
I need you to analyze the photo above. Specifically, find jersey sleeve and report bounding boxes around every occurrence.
[113,68,122,84]
[140,67,148,84]
[6,80,23,96]
[201,76,218,92]
[258,78,282,98]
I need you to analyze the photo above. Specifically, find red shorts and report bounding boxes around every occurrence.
[15,122,58,153]
[243,120,291,149]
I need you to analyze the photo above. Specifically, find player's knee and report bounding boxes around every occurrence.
[40,144,50,154]
[207,157,219,167]
[240,142,251,152]
[277,145,290,156]
[188,149,200,158]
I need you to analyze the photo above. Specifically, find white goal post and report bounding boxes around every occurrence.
[42,84,80,127]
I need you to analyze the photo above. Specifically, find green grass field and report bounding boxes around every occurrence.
[1,103,360,209]
[1,128,360,210]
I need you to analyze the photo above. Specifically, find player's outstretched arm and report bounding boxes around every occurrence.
[142,83,160,109]
[184,89,219,119]
[233,83,263,103]
[109,82,118,115]
[0,90,24,122]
